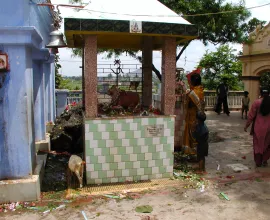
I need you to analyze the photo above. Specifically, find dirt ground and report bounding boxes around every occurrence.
[1,111,270,220]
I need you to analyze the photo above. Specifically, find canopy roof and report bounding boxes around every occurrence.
[64,0,198,49]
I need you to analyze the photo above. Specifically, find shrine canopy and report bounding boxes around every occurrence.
[64,0,198,49]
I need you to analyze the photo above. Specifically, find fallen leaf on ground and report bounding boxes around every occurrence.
[135,205,153,213]
[255,178,263,182]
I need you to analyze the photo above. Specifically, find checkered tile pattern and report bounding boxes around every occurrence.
[174,107,185,147]
[85,116,175,184]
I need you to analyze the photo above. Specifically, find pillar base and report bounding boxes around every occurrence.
[0,154,47,203]
[35,134,51,152]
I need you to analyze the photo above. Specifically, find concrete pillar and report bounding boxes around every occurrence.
[84,36,98,118]
[51,62,56,121]
[55,90,69,117]
[142,37,153,108]
[0,46,35,179]
[43,55,55,123]
[33,61,46,142]
[161,37,176,115]
[44,64,50,124]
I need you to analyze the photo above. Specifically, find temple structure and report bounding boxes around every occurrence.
[239,22,270,103]
[64,0,198,184]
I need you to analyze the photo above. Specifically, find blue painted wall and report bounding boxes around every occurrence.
[0,0,55,179]
[0,45,35,178]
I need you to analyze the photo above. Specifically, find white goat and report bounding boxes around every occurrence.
[68,155,85,188]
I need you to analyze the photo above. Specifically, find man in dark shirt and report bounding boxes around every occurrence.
[215,79,230,116]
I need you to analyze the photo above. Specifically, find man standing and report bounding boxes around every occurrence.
[215,79,230,116]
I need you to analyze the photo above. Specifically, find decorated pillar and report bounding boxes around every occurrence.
[142,36,153,108]
[161,37,176,115]
[84,36,98,118]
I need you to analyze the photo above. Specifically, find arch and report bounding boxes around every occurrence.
[254,65,270,76]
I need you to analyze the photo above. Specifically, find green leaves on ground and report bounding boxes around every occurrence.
[135,205,153,213]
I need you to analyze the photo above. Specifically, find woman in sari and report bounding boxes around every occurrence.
[181,69,208,171]
[244,88,270,167]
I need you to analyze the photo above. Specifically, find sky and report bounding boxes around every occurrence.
[50,0,270,76]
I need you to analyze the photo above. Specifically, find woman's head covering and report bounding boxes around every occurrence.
[186,68,201,87]
[186,68,201,81]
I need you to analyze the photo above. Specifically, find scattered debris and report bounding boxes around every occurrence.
[227,164,249,172]
[0,202,27,212]
[226,175,234,179]
[43,204,66,214]
[81,211,88,220]
[200,184,205,192]
[255,178,263,182]
[104,194,121,199]
[208,132,225,143]
[135,205,153,213]
[220,192,230,201]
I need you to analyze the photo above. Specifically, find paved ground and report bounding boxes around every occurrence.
[1,111,270,220]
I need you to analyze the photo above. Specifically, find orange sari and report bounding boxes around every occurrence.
[183,85,205,154]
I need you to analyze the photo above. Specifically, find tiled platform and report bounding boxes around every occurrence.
[85,116,175,184]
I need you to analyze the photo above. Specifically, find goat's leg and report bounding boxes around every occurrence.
[75,170,83,188]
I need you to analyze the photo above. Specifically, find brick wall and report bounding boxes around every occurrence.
[85,116,175,184]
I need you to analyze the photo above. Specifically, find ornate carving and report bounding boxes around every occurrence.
[249,24,262,40]
[249,22,270,42]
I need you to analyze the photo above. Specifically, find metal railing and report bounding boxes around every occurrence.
[60,90,245,111]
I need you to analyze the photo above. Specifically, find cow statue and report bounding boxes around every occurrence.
[108,85,140,109]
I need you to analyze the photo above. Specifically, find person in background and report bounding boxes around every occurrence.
[181,68,208,172]
[244,88,270,167]
[215,78,230,116]
[193,112,209,172]
[242,91,250,119]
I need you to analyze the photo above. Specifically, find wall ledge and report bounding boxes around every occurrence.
[0,26,43,49]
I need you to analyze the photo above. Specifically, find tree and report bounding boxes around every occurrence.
[198,45,242,90]
[107,73,113,79]
[55,54,63,89]
[161,0,251,45]
[260,72,270,91]
[69,0,263,81]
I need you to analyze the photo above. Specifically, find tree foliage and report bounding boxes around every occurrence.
[198,45,243,90]
[260,72,270,91]
[55,54,63,89]
[160,0,251,45]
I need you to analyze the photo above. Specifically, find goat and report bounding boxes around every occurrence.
[68,155,85,188]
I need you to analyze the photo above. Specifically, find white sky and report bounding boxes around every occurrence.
[51,0,270,76]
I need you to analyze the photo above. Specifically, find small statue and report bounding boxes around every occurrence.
[249,24,262,40]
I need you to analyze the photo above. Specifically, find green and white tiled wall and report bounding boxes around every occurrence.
[85,116,175,185]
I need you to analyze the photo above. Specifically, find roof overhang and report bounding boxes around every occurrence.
[64,0,198,49]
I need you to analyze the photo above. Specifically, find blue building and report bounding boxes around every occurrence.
[0,0,56,202]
